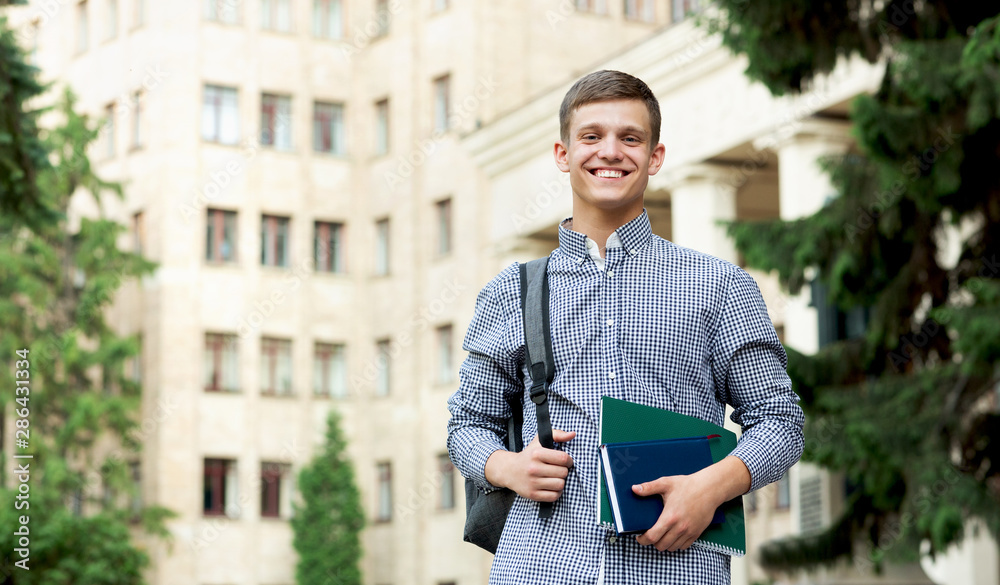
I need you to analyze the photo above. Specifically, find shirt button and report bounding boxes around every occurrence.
[608,371,616,380]
[629,248,637,255]
[608,535,618,544]
[606,270,614,278]
[606,319,613,326]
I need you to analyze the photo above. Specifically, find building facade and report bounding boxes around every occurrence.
[6,0,998,584]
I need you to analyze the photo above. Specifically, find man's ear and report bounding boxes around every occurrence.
[553,141,570,172]
[647,142,666,175]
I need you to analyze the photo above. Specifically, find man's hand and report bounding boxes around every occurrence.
[485,429,576,502]
[632,455,751,552]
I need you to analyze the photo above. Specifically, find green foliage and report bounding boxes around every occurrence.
[0,85,170,583]
[0,11,56,227]
[291,411,365,585]
[713,0,1000,574]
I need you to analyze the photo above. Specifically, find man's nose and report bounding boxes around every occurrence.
[597,136,624,161]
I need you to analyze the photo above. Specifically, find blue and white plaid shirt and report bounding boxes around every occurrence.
[447,210,805,584]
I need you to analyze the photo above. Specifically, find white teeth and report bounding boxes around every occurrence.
[595,169,623,178]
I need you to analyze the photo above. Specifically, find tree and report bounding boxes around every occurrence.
[291,411,365,585]
[0,3,57,228]
[707,0,1000,574]
[0,85,171,583]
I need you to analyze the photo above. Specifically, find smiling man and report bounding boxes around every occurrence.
[447,70,804,584]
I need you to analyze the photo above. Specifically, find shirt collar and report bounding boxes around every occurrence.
[557,209,653,259]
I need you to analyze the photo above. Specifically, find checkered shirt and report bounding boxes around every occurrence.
[447,210,805,584]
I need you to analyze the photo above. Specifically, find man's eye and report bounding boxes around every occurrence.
[624,137,639,143]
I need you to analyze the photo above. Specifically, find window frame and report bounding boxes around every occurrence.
[260,93,293,150]
[313,101,345,155]
[376,461,392,522]
[204,333,239,392]
[260,337,294,396]
[374,98,390,156]
[261,214,291,268]
[202,84,240,145]
[314,220,345,273]
[205,208,238,264]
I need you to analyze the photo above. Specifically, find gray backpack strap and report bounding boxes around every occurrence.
[519,256,556,519]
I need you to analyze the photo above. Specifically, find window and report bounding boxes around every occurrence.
[375,339,390,397]
[132,0,145,27]
[77,1,89,53]
[671,0,701,22]
[130,91,142,148]
[374,99,389,155]
[432,0,448,11]
[260,93,292,150]
[103,103,115,158]
[261,214,290,267]
[71,487,84,516]
[374,218,389,275]
[625,0,654,22]
[435,198,451,256]
[205,333,239,392]
[261,338,293,396]
[106,0,118,40]
[132,211,144,254]
[438,454,455,510]
[312,0,343,39]
[373,0,390,37]
[206,208,237,263]
[203,458,238,516]
[205,0,240,23]
[261,0,292,31]
[376,462,392,521]
[202,85,240,145]
[314,342,347,398]
[129,461,142,519]
[436,325,453,384]
[313,101,345,155]
[314,221,344,273]
[576,0,607,14]
[433,75,450,133]
[776,471,791,509]
[261,462,291,518]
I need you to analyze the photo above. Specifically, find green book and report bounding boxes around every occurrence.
[597,396,747,556]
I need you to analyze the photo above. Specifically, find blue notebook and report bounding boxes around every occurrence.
[600,435,725,535]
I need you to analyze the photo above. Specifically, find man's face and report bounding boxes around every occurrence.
[554,99,665,215]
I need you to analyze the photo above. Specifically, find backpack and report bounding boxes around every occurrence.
[462,257,556,553]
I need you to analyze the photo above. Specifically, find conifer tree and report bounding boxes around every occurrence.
[291,411,365,585]
[707,0,1000,573]
[0,67,170,583]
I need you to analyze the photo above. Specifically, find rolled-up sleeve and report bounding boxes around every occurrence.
[447,264,525,492]
[710,267,805,492]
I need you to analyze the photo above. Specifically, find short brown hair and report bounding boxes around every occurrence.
[559,70,661,148]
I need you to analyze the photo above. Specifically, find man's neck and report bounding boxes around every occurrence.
[569,205,643,258]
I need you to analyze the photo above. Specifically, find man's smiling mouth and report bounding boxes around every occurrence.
[589,169,631,179]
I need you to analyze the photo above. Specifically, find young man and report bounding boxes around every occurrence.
[447,70,804,584]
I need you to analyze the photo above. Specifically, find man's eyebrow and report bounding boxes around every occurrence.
[576,123,648,138]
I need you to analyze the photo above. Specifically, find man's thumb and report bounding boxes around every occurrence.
[632,478,665,496]
[552,429,576,443]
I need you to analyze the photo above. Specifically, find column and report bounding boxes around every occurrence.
[659,163,739,264]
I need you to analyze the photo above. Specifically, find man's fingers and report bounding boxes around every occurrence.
[535,447,574,469]
[526,459,570,480]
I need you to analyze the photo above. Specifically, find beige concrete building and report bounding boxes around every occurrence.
[7,0,998,584]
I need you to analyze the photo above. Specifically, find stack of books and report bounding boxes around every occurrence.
[597,396,747,556]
